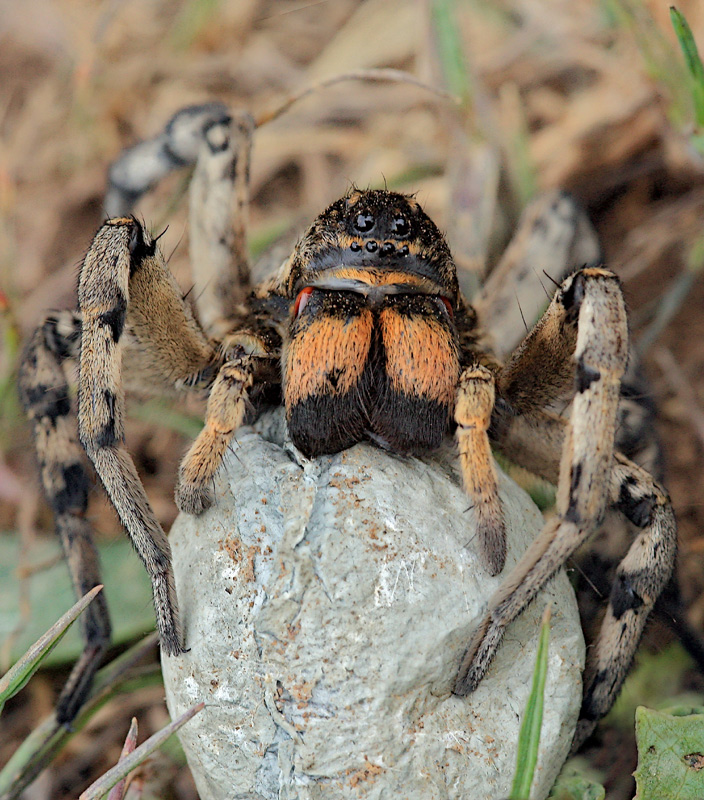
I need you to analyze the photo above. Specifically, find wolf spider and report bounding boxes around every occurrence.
[20,104,676,751]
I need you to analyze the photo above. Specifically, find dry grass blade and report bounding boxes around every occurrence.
[78,702,204,800]
[635,238,704,357]
[107,718,138,800]
[654,347,704,450]
[255,68,460,128]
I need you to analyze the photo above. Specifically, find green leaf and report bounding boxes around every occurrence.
[670,7,704,128]
[634,706,704,799]
[549,769,606,800]
[0,586,102,713]
[663,706,704,717]
[606,643,695,730]
[0,534,154,666]
[509,605,551,800]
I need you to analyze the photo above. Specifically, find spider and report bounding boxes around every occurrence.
[19,103,676,752]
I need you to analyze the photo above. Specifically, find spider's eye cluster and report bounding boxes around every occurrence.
[348,240,409,256]
[391,216,408,236]
[349,210,410,239]
[342,198,416,259]
[354,213,375,233]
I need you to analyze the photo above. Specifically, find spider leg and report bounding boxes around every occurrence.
[491,407,677,746]
[479,189,664,480]
[455,364,505,575]
[176,349,264,515]
[189,110,255,337]
[493,415,676,749]
[105,104,256,339]
[19,311,111,724]
[105,103,231,217]
[575,452,675,748]
[476,189,601,360]
[77,217,215,656]
[454,268,675,749]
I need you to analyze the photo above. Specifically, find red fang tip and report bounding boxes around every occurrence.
[440,297,454,319]
[294,287,314,318]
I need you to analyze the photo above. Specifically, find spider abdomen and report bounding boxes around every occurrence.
[283,290,459,458]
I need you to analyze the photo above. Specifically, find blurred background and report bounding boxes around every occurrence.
[2,0,704,797]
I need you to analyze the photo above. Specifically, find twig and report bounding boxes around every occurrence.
[255,68,460,128]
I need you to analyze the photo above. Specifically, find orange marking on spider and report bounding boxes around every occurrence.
[379,308,459,404]
[284,310,374,405]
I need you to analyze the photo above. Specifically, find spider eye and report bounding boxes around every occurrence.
[294,287,314,318]
[353,213,375,233]
[391,216,409,236]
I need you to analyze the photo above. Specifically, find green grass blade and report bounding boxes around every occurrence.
[0,585,102,713]
[0,635,159,799]
[670,7,704,128]
[78,702,204,800]
[509,605,552,800]
[430,0,472,106]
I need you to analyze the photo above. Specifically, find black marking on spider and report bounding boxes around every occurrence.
[617,476,657,528]
[98,293,127,343]
[53,463,90,515]
[45,315,81,359]
[576,360,601,394]
[610,572,645,619]
[565,462,584,524]
[94,390,119,449]
[23,384,71,424]
[128,220,156,272]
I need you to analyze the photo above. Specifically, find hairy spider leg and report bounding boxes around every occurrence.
[19,311,110,724]
[455,268,676,751]
[76,219,214,657]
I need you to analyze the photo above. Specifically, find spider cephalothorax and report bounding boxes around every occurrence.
[20,105,676,752]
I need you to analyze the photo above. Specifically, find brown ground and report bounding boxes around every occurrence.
[2,1,704,798]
